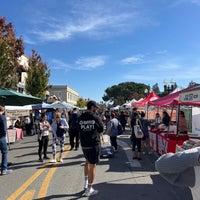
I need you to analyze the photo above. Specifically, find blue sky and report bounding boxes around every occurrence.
[1,0,200,102]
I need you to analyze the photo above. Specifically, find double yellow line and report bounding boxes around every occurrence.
[7,145,70,200]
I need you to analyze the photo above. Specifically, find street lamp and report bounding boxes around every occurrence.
[163,79,175,94]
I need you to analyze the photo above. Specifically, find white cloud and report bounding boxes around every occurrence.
[25,1,157,42]
[170,0,200,6]
[23,36,36,45]
[50,56,107,71]
[121,55,144,65]
[157,62,181,70]
[75,56,107,70]
[50,59,72,71]
[123,61,200,84]
[155,50,168,55]
[190,0,200,5]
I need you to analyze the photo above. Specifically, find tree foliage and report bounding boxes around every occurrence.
[26,50,50,99]
[102,82,150,105]
[0,17,24,88]
[76,97,87,108]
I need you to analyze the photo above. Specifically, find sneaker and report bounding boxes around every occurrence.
[1,169,13,175]
[84,182,88,190]
[58,158,63,163]
[50,159,57,163]
[39,158,43,162]
[83,187,98,197]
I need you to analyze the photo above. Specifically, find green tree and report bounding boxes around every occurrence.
[26,50,50,99]
[0,17,24,88]
[102,82,149,105]
[76,97,87,108]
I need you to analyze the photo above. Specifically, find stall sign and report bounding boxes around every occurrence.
[6,129,16,143]
[179,90,200,102]
[6,110,29,118]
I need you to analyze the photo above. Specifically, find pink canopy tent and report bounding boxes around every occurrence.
[149,91,180,108]
[131,91,159,108]
[148,84,200,107]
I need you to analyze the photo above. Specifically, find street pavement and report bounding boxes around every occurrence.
[0,129,193,200]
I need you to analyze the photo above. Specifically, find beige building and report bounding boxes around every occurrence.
[48,85,79,105]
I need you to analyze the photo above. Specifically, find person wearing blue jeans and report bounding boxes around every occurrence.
[0,105,13,175]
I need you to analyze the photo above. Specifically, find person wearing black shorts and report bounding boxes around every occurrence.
[78,100,104,197]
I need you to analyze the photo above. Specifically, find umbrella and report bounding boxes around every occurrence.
[0,88,42,106]
[45,100,73,111]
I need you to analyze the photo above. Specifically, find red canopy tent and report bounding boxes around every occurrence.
[131,91,159,108]
[149,91,180,108]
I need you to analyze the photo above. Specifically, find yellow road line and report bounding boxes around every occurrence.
[7,144,71,200]
[37,167,57,199]
[7,169,45,200]
[19,190,35,200]
[37,147,70,199]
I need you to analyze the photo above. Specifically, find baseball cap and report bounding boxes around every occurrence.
[87,100,99,109]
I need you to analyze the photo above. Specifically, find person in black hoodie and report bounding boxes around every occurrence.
[69,108,79,150]
[78,100,104,197]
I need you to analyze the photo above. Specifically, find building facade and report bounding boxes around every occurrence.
[48,85,79,105]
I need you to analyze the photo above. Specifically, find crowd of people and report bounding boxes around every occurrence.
[0,101,192,197]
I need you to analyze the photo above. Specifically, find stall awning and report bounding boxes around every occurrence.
[149,91,180,107]
[131,92,159,107]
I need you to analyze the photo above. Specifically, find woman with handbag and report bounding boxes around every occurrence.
[131,112,143,160]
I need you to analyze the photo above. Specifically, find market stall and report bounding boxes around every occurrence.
[179,84,200,136]
[131,91,159,119]
[148,85,200,154]
[5,105,32,145]
[148,90,189,154]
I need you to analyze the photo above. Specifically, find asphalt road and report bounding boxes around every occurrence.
[0,129,193,200]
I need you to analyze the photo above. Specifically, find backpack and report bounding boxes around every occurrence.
[117,122,123,135]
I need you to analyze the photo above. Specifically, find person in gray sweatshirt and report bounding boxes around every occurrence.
[155,147,200,200]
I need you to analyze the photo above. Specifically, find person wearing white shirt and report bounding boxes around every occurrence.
[38,113,50,162]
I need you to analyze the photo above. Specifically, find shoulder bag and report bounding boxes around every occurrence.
[134,119,144,138]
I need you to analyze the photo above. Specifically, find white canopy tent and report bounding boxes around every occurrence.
[44,101,73,111]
